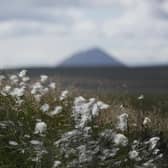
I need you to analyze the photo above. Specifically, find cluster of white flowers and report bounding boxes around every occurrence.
[0,70,165,168]
[10,87,25,97]
[0,70,30,100]
[31,82,43,95]
[40,103,63,117]
[116,113,128,131]
[73,96,109,128]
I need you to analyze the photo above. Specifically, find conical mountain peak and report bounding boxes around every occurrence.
[60,47,124,67]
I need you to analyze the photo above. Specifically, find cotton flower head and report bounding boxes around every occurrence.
[146,137,160,150]
[34,121,47,134]
[113,133,128,147]
[129,150,139,160]
[60,90,69,101]
[49,82,56,89]
[0,75,5,81]
[10,87,25,97]
[10,75,19,84]
[22,76,30,82]
[48,106,63,117]
[30,140,42,145]
[9,141,18,146]
[97,101,110,110]
[3,85,11,94]
[40,104,50,113]
[52,161,61,168]
[34,94,42,102]
[41,87,49,95]
[117,113,128,132]
[138,94,144,100]
[31,82,43,95]
[143,117,151,127]
[40,75,48,83]
[74,96,86,105]
[19,70,27,78]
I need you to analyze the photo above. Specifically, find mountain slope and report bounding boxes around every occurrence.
[59,48,124,67]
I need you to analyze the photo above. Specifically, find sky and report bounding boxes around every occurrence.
[0,0,168,68]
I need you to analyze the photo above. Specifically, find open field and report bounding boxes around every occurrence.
[0,69,168,167]
[4,66,168,94]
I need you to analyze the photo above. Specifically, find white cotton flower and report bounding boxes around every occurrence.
[73,97,93,128]
[146,137,160,150]
[3,85,11,93]
[10,87,25,97]
[138,94,144,100]
[73,96,108,128]
[97,101,110,110]
[19,82,26,87]
[41,87,49,95]
[89,98,96,104]
[22,76,30,82]
[31,82,43,95]
[49,82,56,89]
[74,96,86,105]
[129,150,139,160]
[34,94,41,102]
[9,141,18,146]
[113,133,128,147]
[34,121,47,134]
[153,149,160,155]
[40,104,50,112]
[24,134,31,138]
[92,103,99,117]
[117,113,128,132]
[0,75,5,81]
[143,117,151,127]
[30,140,42,145]
[60,90,69,101]
[10,75,19,84]
[52,160,61,168]
[19,70,27,78]
[49,106,63,117]
[40,75,48,83]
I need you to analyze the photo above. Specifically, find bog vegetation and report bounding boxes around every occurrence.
[0,70,168,168]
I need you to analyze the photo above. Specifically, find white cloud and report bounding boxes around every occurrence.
[0,0,167,67]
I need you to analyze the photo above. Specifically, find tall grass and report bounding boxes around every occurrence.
[0,70,168,167]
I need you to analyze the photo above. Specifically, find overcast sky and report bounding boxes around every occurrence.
[0,0,168,68]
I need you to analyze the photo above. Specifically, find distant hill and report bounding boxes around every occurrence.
[59,48,124,67]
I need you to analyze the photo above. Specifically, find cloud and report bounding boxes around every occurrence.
[0,0,168,67]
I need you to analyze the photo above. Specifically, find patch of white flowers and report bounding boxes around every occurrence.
[0,70,165,168]
[73,96,109,128]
